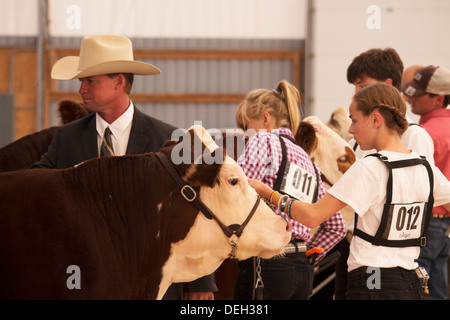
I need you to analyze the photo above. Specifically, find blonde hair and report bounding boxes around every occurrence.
[353,82,408,135]
[235,80,301,133]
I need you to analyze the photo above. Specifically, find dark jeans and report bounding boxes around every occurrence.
[416,217,450,300]
[234,252,314,300]
[334,237,350,300]
[346,266,429,300]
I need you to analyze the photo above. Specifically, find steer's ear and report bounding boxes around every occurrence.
[337,146,356,174]
[185,147,224,188]
[295,121,318,155]
[161,139,178,148]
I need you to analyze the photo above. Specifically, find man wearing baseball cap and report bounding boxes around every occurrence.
[403,65,450,300]
[31,34,217,300]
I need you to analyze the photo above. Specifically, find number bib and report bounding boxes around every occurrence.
[279,162,318,203]
[353,153,434,248]
[273,134,320,204]
[385,202,426,241]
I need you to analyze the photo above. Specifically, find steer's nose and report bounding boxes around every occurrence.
[286,221,292,232]
[276,210,292,232]
[264,200,292,232]
[277,212,292,232]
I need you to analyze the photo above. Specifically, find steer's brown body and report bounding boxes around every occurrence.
[0,152,198,299]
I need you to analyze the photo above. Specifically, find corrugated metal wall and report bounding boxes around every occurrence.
[19,36,304,130]
[0,94,14,147]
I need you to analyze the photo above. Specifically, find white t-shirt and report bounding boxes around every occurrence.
[328,150,450,272]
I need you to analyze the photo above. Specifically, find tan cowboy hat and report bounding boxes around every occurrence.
[51,34,161,80]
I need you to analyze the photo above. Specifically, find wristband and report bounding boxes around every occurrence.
[277,194,285,210]
[279,195,289,212]
[269,191,278,205]
[286,199,296,219]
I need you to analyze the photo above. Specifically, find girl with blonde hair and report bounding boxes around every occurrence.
[234,80,346,300]
[235,80,301,134]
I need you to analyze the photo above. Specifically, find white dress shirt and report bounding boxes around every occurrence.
[96,101,134,156]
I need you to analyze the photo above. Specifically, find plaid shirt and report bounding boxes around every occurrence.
[238,128,346,262]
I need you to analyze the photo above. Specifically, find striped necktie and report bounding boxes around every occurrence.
[100,127,115,157]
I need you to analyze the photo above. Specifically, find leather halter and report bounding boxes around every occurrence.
[155,151,260,258]
[320,172,334,187]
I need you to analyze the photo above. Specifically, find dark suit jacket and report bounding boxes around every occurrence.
[30,106,217,298]
[31,106,177,169]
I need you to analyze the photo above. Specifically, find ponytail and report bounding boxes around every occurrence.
[236,80,301,133]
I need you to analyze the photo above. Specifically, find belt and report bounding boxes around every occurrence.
[283,240,307,254]
[348,266,418,280]
[347,266,368,279]
[431,213,449,219]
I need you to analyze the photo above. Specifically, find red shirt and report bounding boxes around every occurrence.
[420,108,450,215]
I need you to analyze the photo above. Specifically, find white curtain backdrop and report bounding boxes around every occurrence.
[0,0,306,39]
[0,0,38,36]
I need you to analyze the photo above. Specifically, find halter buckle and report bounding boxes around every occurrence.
[181,185,197,202]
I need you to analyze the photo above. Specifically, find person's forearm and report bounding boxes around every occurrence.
[264,190,317,228]
[248,178,346,228]
[249,178,274,200]
[269,191,345,229]
[289,201,318,228]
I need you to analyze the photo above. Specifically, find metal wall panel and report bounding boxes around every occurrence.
[48,37,304,129]
[0,94,14,148]
[50,101,241,130]
[0,36,36,46]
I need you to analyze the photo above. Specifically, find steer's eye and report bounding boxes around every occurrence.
[337,156,348,162]
[228,178,239,186]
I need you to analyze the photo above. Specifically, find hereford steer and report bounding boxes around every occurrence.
[0,125,291,300]
[296,116,356,189]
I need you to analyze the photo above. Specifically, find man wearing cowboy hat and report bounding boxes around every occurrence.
[31,34,217,300]
[32,34,176,166]
[403,65,450,300]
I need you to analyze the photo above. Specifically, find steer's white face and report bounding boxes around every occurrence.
[157,126,291,299]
